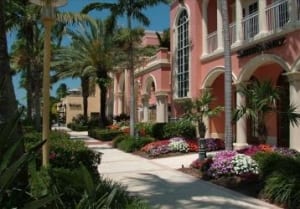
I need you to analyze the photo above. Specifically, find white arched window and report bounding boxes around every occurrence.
[176,9,189,98]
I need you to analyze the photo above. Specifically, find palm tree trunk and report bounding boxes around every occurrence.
[26,67,33,122]
[221,0,233,150]
[128,7,135,137]
[81,77,89,122]
[0,0,26,197]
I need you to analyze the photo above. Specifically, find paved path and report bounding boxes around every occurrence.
[65,129,281,209]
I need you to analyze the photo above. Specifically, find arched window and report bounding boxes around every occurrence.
[176,9,189,98]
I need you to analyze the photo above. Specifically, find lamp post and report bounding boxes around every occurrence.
[30,0,67,166]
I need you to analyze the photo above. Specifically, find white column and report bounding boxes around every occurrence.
[113,75,118,116]
[288,0,297,25]
[287,72,300,151]
[258,0,267,36]
[233,0,243,45]
[141,94,150,122]
[117,93,123,115]
[202,0,208,56]
[234,83,248,149]
[124,70,129,114]
[155,92,168,123]
[217,0,224,50]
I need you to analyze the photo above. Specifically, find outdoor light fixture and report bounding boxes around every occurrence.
[29,0,67,166]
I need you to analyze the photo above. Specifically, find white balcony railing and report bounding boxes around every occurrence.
[207,31,218,53]
[242,12,259,41]
[266,0,289,32]
[229,22,236,45]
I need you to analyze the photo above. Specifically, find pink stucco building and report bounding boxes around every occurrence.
[112,0,300,151]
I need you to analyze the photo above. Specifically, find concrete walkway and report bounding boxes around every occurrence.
[65,129,280,209]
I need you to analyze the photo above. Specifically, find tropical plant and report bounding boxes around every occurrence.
[233,79,300,144]
[181,90,223,138]
[156,28,170,50]
[82,0,170,136]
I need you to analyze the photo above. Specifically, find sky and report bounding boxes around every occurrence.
[12,0,170,106]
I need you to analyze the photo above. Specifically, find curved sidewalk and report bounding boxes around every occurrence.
[89,143,280,209]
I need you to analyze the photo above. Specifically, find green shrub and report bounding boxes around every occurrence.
[163,119,196,139]
[254,152,300,208]
[67,122,88,131]
[263,170,300,209]
[117,136,154,153]
[117,136,137,152]
[151,123,166,139]
[24,131,101,178]
[89,128,124,141]
[135,122,153,136]
[112,134,128,148]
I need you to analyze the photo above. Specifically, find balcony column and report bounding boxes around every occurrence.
[286,72,300,151]
[141,94,150,122]
[233,0,243,45]
[155,91,168,123]
[202,0,208,56]
[288,0,298,24]
[234,82,248,149]
[258,0,267,36]
[217,0,224,50]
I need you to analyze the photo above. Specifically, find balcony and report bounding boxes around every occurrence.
[205,0,300,57]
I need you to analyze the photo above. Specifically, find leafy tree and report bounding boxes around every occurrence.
[83,0,170,136]
[233,80,300,144]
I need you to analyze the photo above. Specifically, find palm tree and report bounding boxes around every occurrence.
[82,0,170,136]
[156,28,170,50]
[54,19,114,125]
[234,80,300,144]
[0,0,26,195]
[220,0,233,150]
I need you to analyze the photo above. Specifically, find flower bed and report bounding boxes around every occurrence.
[140,137,224,157]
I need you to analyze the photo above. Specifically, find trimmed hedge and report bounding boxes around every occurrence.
[88,128,124,141]
[116,135,155,153]
[135,120,196,140]
[67,122,88,131]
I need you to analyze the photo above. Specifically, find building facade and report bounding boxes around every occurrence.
[168,0,300,150]
[111,1,300,151]
[58,87,101,124]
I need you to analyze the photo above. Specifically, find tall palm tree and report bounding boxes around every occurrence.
[220,0,233,150]
[54,19,114,125]
[82,0,170,136]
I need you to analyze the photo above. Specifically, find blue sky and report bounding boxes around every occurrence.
[12,0,170,106]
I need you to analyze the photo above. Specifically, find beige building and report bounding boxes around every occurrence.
[58,86,100,125]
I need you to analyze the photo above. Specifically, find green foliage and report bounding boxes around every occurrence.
[253,152,300,208]
[163,119,196,139]
[135,122,153,136]
[88,128,124,141]
[151,123,166,139]
[117,135,154,153]
[112,134,128,148]
[180,91,223,137]
[24,131,101,178]
[67,122,88,131]
[35,165,147,209]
